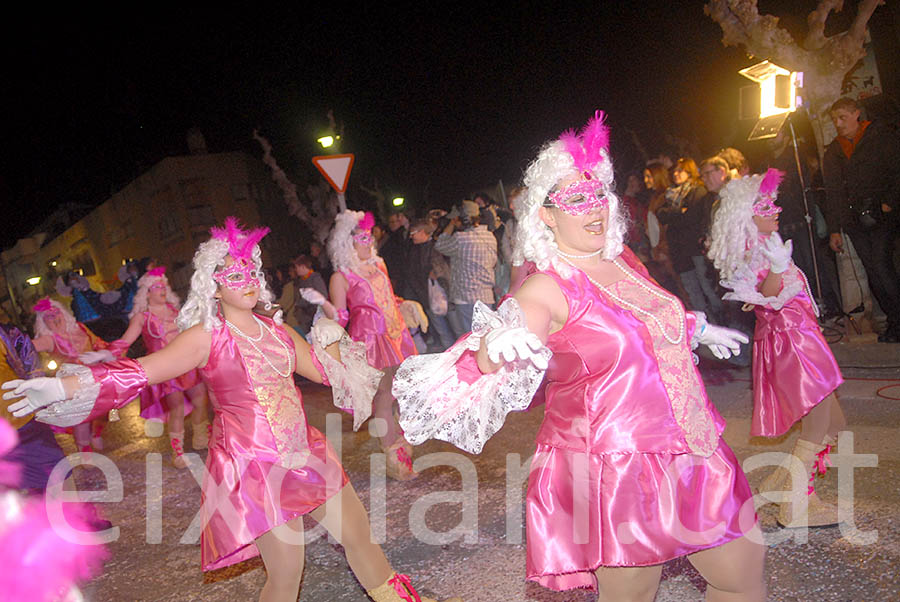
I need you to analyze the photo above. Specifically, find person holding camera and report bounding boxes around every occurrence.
[435,200,498,338]
[823,97,900,342]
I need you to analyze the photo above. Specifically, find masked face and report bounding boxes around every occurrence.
[352,229,373,246]
[213,256,261,290]
[544,176,609,216]
[43,309,65,333]
[148,281,167,304]
[752,195,782,218]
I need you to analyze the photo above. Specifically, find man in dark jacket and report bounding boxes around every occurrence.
[823,97,900,341]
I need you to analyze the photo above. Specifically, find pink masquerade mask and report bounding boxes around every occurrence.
[545,176,609,216]
[209,217,269,290]
[352,230,373,246]
[353,212,375,246]
[754,167,785,218]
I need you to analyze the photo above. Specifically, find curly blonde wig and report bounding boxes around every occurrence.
[33,299,79,338]
[130,271,181,319]
[516,140,628,276]
[707,173,769,280]
[176,237,278,332]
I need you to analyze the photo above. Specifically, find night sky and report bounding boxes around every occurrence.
[3,2,864,249]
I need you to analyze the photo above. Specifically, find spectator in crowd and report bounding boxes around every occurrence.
[620,172,651,262]
[644,163,688,301]
[291,255,329,335]
[764,125,842,318]
[657,158,722,322]
[435,200,498,338]
[823,97,900,342]
[700,155,732,224]
[379,212,409,293]
[401,219,455,352]
[308,240,332,285]
[718,147,750,179]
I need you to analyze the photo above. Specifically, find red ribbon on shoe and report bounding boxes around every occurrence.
[388,573,421,602]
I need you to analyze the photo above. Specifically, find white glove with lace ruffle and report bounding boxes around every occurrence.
[309,317,345,348]
[299,288,327,305]
[484,325,549,370]
[694,321,749,359]
[2,378,67,418]
[760,232,793,274]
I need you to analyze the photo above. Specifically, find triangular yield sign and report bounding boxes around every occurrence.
[312,154,355,193]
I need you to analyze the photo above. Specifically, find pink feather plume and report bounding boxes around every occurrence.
[358,212,375,231]
[32,297,53,313]
[146,266,166,277]
[759,168,785,198]
[210,217,270,260]
[559,110,610,173]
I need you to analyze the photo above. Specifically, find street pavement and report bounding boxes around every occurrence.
[71,339,899,601]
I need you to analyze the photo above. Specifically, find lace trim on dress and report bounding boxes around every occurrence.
[608,280,718,457]
[392,298,551,454]
[720,247,805,311]
[35,363,101,427]
[313,333,383,431]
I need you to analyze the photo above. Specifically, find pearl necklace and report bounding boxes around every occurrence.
[557,255,685,345]
[555,246,604,259]
[145,308,173,340]
[225,315,293,378]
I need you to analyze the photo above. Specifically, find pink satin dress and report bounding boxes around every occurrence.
[526,251,755,592]
[340,263,417,369]
[137,306,200,421]
[81,316,348,571]
[47,324,108,434]
[751,266,843,437]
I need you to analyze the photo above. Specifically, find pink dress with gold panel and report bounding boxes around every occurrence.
[525,258,754,591]
[137,306,200,421]
[198,317,347,570]
[340,262,417,369]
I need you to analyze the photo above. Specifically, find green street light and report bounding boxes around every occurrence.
[317,135,335,148]
[392,197,405,207]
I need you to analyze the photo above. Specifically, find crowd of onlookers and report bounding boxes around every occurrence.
[270,96,900,352]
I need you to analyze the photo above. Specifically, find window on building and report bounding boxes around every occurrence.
[158,213,181,240]
[71,251,96,277]
[188,205,215,229]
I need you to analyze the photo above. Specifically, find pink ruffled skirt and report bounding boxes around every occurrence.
[525,438,755,592]
[751,295,842,437]
[139,369,202,421]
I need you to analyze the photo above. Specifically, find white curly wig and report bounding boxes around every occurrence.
[176,237,278,332]
[516,140,628,276]
[707,173,770,280]
[33,299,79,338]
[130,271,181,318]
[327,210,382,274]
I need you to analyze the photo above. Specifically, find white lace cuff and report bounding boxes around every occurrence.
[392,298,550,454]
[313,334,383,431]
[720,264,804,311]
[35,364,101,427]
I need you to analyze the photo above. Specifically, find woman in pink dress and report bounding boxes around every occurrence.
[708,169,846,529]
[30,297,115,452]
[3,218,460,602]
[110,266,210,467]
[303,210,420,480]
[392,113,765,600]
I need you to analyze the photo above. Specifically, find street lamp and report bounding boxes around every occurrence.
[317,135,335,148]
[392,197,405,208]
[739,60,824,306]
[26,276,41,286]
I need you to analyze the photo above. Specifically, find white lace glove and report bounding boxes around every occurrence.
[696,323,749,360]
[2,377,67,418]
[78,350,115,365]
[484,326,549,370]
[310,317,345,348]
[760,232,792,274]
[299,288,327,305]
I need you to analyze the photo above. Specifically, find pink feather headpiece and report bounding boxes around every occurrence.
[753,168,785,217]
[357,212,375,232]
[558,110,610,175]
[147,266,166,278]
[33,297,54,313]
[210,217,270,260]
